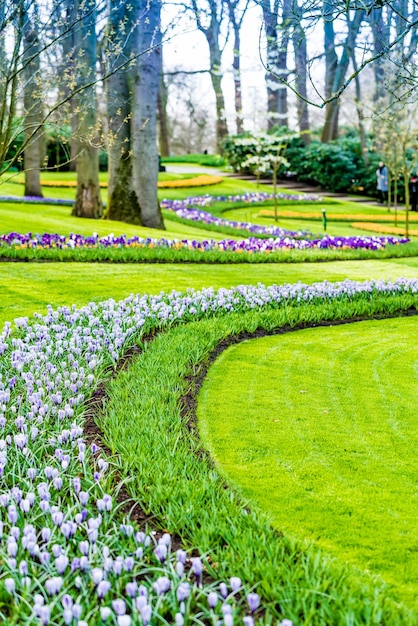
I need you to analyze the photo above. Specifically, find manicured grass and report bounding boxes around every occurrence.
[161,154,226,167]
[0,201,241,241]
[197,317,418,608]
[102,292,418,624]
[2,257,418,327]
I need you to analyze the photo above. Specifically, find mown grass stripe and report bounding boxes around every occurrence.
[101,296,418,625]
[197,317,418,608]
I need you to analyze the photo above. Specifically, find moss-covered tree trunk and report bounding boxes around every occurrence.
[106,0,141,223]
[131,0,164,229]
[72,0,102,219]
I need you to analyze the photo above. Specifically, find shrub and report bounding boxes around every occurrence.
[286,139,363,192]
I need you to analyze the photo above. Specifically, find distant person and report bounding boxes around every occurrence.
[376,161,388,204]
[410,172,418,211]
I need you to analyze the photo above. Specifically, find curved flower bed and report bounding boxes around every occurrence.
[0,279,417,624]
[0,231,409,253]
[161,192,320,209]
[163,205,308,238]
[5,175,223,191]
[0,196,74,206]
[353,221,418,237]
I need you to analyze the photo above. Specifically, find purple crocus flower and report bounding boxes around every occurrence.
[154,543,167,563]
[176,582,190,602]
[230,577,242,592]
[97,580,111,599]
[139,604,152,625]
[208,591,218,608]
[153,576,171,595]
[4,578,15,593]
[112,599,126,616]
[247,593,260,614]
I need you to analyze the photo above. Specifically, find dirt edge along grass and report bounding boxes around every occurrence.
[99,294,418,625]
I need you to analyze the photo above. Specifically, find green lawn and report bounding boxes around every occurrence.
[197,317,418,609]
[0,201,243,241]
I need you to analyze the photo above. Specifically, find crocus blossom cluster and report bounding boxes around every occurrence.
[161,192,320,238]
[164,205,307,238]
[1,278,417,624]
[161,192,321,210]
[0,196,74,206]
[0,231,409,252]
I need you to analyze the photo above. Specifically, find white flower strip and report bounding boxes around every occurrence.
[0,278,417,624]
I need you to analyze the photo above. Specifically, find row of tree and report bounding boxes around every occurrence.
[1,1,418,227]
[1,0,164,227]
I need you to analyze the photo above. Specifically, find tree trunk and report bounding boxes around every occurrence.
[131,0,164,229]
[0,2,23,171]
[292,6,310,144]
[321,9,364,142]
[209,65,228,152]
[351,52,367,163]
[158,69,170,157]
[72,0,102,219]
[23,11,43,197]
[106,0,141,223]
[262,0,290,130]
[231,21,243,134]
[59,0,77,172]
[321,100,340,142]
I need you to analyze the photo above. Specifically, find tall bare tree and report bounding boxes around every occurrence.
[260,0,292,130]
[321,6,364,142]
[291,0,309,142]
[224,0,251,134]
[189,0,229,152]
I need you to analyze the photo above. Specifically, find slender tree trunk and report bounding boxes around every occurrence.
[262,0,290,130]
[209,64,228,152]
[0,2,23,171]
[189,0,229,151]
[369,8,388,102]
[321,9,364,142]
[72,0,103,219]
[131,0,164,229]
[158,69,170,157]
[231,22,243,134]
[69,107,78,172]
[106,0,141,223]
[207,29,228,152]
[351,52,367,163]
[292,5,310,143]
[23,11,43,197]
[322,1,338,142]
[59,0,77,172]
[225,0,250,134]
